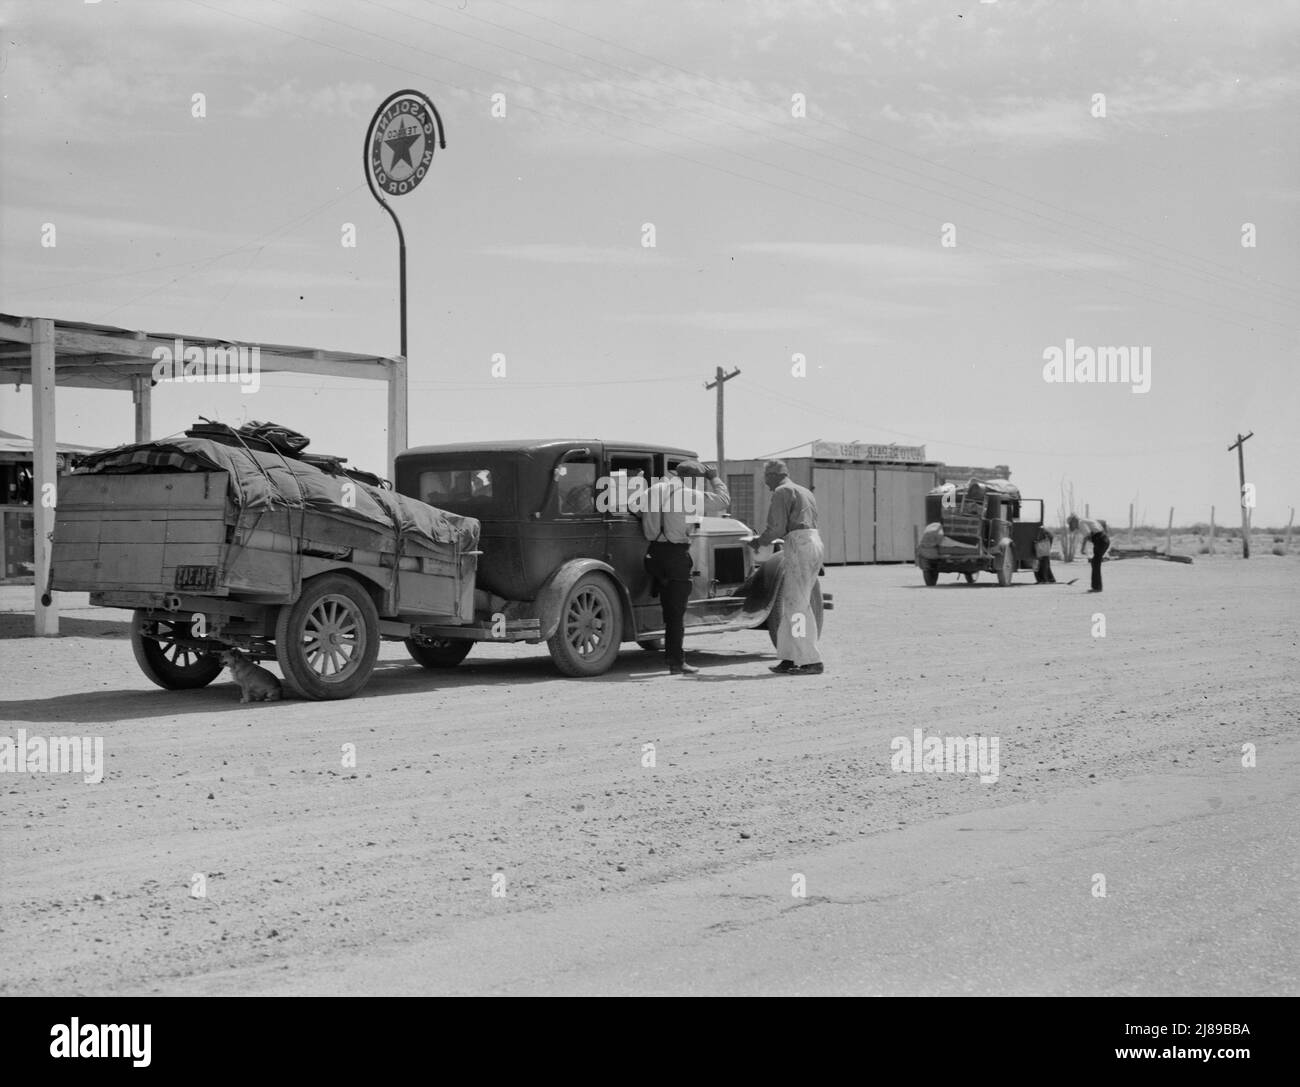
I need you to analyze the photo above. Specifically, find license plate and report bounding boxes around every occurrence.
[175,565,218,591]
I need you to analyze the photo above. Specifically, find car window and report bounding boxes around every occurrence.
[556,459,597,516]
[1015,499,1043,523]
[420,468,493,505]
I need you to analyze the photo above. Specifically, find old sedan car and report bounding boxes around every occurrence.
[394,439,831,676]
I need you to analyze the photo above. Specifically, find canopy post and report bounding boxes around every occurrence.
[31,317,58,636]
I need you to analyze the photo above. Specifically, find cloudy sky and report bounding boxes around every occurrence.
[1,0,1296,525]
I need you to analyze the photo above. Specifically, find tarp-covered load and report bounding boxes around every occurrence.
[76,436,480,560]
[926,478,1020,500]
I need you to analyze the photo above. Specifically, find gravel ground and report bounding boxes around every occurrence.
[1,555,1295,994]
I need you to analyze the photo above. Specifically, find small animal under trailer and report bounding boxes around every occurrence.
[219,648,283,703]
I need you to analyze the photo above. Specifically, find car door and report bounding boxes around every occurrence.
[603,450,656,610]
[1011,498,1043,566]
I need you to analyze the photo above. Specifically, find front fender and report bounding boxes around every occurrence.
[529,558,633,642]
[917,521,945,560]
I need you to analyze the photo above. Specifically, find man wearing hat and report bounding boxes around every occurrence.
[748,460,825,675]
[641,460,730,675]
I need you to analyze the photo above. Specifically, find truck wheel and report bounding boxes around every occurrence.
[964,571,977,584]
[636,638,663,653]
[406,637,473,669]
[921,561,939,586]
[547,573,623,677]
[275,574,380,699]
[131,611,223,690]
[997,546,1016,586]
[767,579,825,649]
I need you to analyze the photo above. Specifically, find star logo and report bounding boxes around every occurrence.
[384,118,421,171]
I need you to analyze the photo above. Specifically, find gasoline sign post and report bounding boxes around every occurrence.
[364,90,445,359]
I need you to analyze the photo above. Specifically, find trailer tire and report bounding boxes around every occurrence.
[131,611,224,690]
[547,572,623,677]
[767,578,825,649]
[405,637,473,669]
[275,574,380,699]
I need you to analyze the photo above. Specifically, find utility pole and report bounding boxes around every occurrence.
[704,366,741,482]
[1228,431,1254,558]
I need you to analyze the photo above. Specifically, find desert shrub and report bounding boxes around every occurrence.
[1273,546,1286,556]
[1199,545,1211,554]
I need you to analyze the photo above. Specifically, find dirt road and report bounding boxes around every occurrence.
[2,556,1296,995]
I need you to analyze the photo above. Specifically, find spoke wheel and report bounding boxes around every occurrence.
[130,610,223,690]
[547,573,623,677]
[275,574,379,699]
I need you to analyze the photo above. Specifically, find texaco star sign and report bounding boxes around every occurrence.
[367,91,441,197]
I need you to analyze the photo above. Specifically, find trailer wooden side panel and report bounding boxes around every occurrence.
[51,473,230,593]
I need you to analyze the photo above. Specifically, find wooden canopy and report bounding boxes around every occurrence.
[0,313,407,634]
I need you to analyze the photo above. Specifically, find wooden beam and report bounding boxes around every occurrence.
[0,319,33,344]
[53,328,391,382]
[31,318,57,635]
[254,351,389,381]
[133,376,152,443]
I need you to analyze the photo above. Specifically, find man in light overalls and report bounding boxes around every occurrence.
[748,460,825,675]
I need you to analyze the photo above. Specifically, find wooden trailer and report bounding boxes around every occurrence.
[50,448,479,700]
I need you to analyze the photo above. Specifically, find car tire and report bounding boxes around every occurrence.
[964,571,977,584]
[636,638,663,653]
[767,578,825,649]
[547,573,623,677]
[275,574,380,700]
[406,637,473,669]
[130,610,224,690]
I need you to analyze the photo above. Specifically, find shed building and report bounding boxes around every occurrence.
[724,441,940,564]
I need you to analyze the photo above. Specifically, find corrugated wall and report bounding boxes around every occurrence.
[726,459,939,564]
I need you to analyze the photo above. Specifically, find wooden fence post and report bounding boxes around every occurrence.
[1128,503,1134,543]
[1209,506,1215,553]
[1166,508,1174,555]
[1286,508,1295,552]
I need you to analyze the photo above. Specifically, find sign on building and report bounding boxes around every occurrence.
[811,440,927,463]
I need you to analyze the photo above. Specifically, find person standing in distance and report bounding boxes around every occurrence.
[1068,513,1109,592]
[641,460,730,675]
[747,460,825,675]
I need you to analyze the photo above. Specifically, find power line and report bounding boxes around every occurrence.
[6,184,368,301]
[184,0,1295,340]
[262,0,1296,336]
[481,0,1300,303]
[733,378,1211,461]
